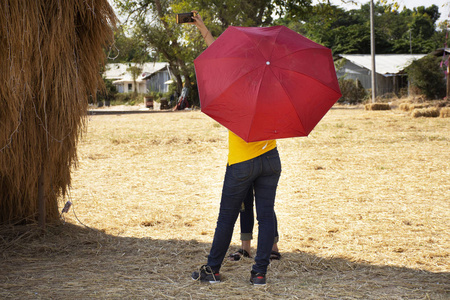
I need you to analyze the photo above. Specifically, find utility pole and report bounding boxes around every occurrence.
[408,29,412,98]
[443,17,450,99]
[409,30,412,54]
[370,0,377,103]
[447,54,450,99]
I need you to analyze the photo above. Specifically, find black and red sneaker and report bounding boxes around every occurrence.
[191,265,221,283]
[250,270,266,285]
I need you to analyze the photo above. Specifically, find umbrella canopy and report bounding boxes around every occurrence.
[194,25,342,142]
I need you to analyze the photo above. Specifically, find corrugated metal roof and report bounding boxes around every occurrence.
[430,47,450,56]
[104,62,169,80]
[339,54,426,75]
[112,74,146,84]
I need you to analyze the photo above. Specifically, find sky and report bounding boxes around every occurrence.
[314,0,450,24]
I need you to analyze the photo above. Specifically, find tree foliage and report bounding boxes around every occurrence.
[97,78,118,104]
[112,1,447,104]
[110,25,153,63]
[286,3,443,55]
[406,55,446,99]
[126,65,143,94]
[338,78,367,104]
[113,0,314,104]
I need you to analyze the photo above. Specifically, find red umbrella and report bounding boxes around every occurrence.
[194,25,342,142]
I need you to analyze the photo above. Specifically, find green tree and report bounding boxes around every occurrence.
[338,77,367,104]
[114,0,314,105]
[410,8,437,39]
[126,65,143,95]
[110,25,152,63]
[115,0,200,102]
[389,5,441,54]
[406,55,446,99]
[97,78,118,105]
[290,3,442,55]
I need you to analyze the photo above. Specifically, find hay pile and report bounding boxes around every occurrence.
[411,107,440,118]
[440,107,450,118]
[397,99,450,118]
[0,1,116,224]
[364,103,391,111]
[399,102,430,112]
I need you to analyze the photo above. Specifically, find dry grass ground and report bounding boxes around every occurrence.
[1,107,449,299]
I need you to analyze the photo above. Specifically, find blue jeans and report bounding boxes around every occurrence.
[207,148,281,274]
[240,186,279,242]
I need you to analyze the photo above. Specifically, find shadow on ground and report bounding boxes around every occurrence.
[0,223,448,299]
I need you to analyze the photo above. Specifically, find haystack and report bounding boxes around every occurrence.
[0,1,116,224]
[364,103,391,111]
[411,108,440,118]
[440,107,450,118]
[399,102,430,112]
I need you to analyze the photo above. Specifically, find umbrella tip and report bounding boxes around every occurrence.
[266,61,271,65]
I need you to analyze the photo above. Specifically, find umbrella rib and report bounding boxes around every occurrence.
[268,27,284,62]
[273,65,341,94]
[197,57,265,109]
[246,66,268,141]
[234,28,284,140]
[268,39,339,93]
[266,66,305,134]
[272,46,329,63]
[223,67,264,142]
[204,64,265,142]
[238,29,274,61]
[217,64,265,98]
[246,66,266,142]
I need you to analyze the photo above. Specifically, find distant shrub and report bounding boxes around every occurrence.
[96,78,117,104]
[111,92,140,105]
[365,103,391,111]
[338,78,367,104]
[405,55,446,100]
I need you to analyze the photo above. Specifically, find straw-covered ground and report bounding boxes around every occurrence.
[1,106,449,299]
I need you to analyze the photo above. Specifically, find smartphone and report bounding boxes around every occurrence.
[176,12,194,24]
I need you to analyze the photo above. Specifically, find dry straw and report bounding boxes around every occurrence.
[398,102,411,111]
[398,102,432,112]
[0,1,116,224]
[364,103,391,111]
[411,107,440,118]
[440,107,450,118]
[1,109,449,299]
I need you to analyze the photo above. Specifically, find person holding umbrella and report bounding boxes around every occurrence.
[189,12,281,286]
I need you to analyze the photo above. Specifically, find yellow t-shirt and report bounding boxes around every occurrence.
[228,131,277,165]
